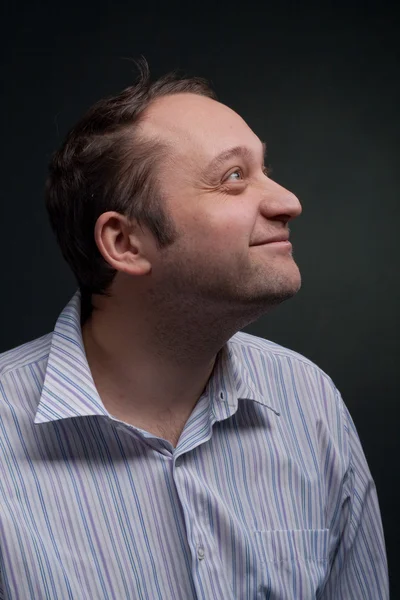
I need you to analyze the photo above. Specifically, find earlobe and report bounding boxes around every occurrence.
[124,254,153,276]
[97,240,152,277]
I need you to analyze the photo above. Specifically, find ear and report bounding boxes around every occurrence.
[94,212,152,276]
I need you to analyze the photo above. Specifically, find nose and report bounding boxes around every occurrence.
[261,178,302,221]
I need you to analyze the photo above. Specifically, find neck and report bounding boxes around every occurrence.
[80,272,269,430]
[81,300,225,426]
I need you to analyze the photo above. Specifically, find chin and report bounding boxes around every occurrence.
[268,287,300,306]
[264,273,302,305]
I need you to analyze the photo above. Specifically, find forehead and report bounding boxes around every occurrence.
[140,93,262,162]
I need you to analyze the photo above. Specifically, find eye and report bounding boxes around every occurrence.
[225,169,243,181]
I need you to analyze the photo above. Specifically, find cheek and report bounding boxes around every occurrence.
[214,211,254,251]
[184,200,255,256]
[211,198,254,228]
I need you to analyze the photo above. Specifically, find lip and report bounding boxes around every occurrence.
[256,241,292,252]
[252,233,290,245]
[263,240,292,247]
[252,240,292,248]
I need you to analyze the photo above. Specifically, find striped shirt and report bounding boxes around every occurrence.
[0,289,388,599]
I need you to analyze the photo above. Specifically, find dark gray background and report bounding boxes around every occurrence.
[2,0,399,596]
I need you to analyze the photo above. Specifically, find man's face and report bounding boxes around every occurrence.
[138,93,303,319]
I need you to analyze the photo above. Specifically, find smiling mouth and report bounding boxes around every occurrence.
[253,240,292,247]
[265,240,291,245]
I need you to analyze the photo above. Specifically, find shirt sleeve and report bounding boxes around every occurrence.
[320,389,389,599]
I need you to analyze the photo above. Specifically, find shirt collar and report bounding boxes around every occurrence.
[34,289,279,424]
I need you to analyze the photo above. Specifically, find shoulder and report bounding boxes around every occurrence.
[0,334,52,422]
[231,329,336,384]
[0,333,52,381]
[230,330,346,423]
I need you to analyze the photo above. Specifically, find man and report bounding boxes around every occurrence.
[0,60,388,599]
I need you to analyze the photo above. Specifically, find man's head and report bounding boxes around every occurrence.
[46,59,302,329]
[45,59,215,324]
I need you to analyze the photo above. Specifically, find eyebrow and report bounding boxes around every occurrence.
[201,141,267,179]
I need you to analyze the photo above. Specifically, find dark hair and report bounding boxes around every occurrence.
[45,58,217,325]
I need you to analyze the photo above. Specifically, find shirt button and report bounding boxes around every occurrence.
[197,546,205,560]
